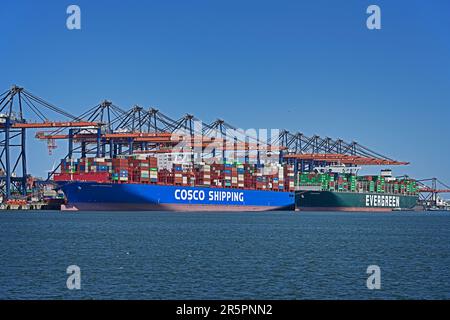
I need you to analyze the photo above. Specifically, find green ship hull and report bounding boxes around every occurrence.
[295,191,418,212]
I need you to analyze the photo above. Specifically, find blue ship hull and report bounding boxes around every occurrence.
[58,182,295,211]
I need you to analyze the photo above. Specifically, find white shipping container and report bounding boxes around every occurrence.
[135,154,148,160]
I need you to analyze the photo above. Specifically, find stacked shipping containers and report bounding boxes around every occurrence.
[284,164,295,192]
[55,155,417,196]
[112,158,129,182]
[194,163,211,187]
[149,157,158,183]
[210,163,224,187]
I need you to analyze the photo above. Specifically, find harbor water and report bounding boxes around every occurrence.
[0,211,449,299]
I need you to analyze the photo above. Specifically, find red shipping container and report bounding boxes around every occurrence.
[54,172,110,183]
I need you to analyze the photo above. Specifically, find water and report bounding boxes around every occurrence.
[0,211,449,300]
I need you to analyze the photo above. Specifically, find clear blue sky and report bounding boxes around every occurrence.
[1,0,449,186]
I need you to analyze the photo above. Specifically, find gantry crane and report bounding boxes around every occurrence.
[0,84,419,202]
[0,85,100,200]
[36,104,284,165]
[33,92,411,175]
[416,178,450,209]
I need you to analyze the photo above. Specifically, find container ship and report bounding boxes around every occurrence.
[295,168,418,212]
[0,85,429,211]
[54,156,296,211]
[54,156,418,212]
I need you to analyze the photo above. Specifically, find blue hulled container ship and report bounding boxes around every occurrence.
[55,156,297,211]
[57,182,295,211]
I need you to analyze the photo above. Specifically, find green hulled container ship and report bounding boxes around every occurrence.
[296,191,418,212]
[295,168,419,212]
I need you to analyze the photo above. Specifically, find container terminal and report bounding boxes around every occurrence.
[0,85,449,211]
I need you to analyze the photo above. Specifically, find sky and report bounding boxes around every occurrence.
[0,0,449,187]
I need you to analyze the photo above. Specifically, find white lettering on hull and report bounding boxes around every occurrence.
[175,189,244,203]
[365,195,400,207]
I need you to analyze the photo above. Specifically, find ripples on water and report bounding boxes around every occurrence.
[0,211,449,299]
